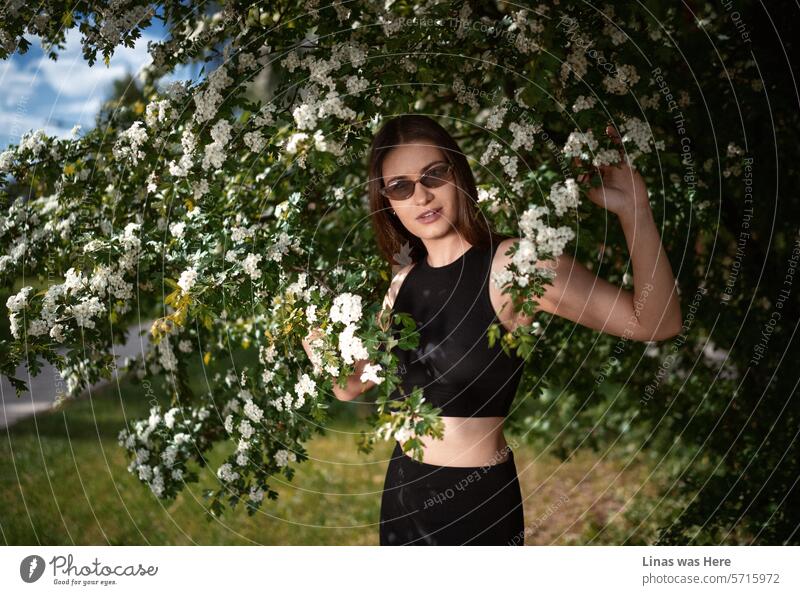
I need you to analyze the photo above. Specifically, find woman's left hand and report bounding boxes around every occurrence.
[579,125,650,218]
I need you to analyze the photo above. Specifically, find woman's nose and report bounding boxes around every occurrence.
[411,182,434,204]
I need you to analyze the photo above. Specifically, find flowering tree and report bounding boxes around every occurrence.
[1,1,796,543]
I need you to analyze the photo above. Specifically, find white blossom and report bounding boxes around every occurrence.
[244,400,264,423]
[295,373,317,401]
[338,323,369,365]
[217,463,240,482]
[69,296,106,329]
[178,266,198,293]
[242,253,263,280]
[330,292,362,325]
[562,129,599,160]
[244,130,266,153]
[249,485,265,503]
[548,178,580,216]
[572,95,597,112]
[360,363,384,385]
[274,449,297,467]
[170,221,186,239]
[113,121,148,164]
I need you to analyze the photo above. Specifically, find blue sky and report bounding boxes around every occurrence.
[0,22,198,149]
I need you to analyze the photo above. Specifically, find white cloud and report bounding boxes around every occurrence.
[0,110,73,145]
[0,28,164,147]
[34,28,158,98]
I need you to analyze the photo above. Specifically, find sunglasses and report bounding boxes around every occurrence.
[380,162,454,201]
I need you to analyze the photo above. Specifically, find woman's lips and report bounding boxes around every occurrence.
[417,207,442,223]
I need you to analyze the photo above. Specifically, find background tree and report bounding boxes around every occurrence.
[1,0,796,544]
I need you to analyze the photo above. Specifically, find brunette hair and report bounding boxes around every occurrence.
[367,114,505,266]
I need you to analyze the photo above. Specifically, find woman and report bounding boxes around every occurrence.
[303,114,682,545]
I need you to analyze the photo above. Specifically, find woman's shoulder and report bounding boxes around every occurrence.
[383,261,418,311]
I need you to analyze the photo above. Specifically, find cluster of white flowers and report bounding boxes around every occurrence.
[360,363,384,385]
[169,221,185,239]
[194,65,233,123]
[510,238,540,283]
[93,3,155,46]
[145,99,171,128]
[727,142,745,158]
[230,225,253,243]
[178,266,198,293]
[237,51,256,72]
[294,373,316,404]
[274,449,297,467]
[603,19,629,45]
[305,303,317,325]
[18,129,49,157]
[284,132,308,154]
[202,119,232,170]
[90,264,134,301]
[243,130,266,153]
[492,203,572,290]
[265,231,299,263]
[238,419,254,439]
[163,407,179,429]
[499,154,518,180]
[603,64,641,95]
[619,116,663,161]
[509,120,541,151]
[68,296,106,329]
[243,399,264,424]
[117,405,208,497]
[477,185,500,204]
[345,75,370,95]
[338,322,369,365]
[484,104,509,131]
[269,390,301,412]
[533,224,575,262]
[242,252,263,280]
[112,121,148,164]
[253,102,277,128]
[293,90,358,132]
[586,146,616,167]
[292,102,316,130]
[0,148,15,172]
[168,128,196,178]
[393,419,416,443]
[217,462,240,483]
[156,335,177,372]
[16,221,141,338]
[572,95,597,112]
[480,140,502,166]
[6,286,33,339]
[560,47,589,83]
[118,222,143,273]
[452,76,480,110]
[330,292,362,325]
[548,178,580,216]
[192,179,208,200]
[562,129,599,160]
[377,412,417,444]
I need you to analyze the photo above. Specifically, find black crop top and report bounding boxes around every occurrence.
[388,241,525,417]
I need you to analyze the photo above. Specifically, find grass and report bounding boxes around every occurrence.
[0,370,670,545]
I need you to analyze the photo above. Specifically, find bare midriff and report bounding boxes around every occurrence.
[400,416,510,467]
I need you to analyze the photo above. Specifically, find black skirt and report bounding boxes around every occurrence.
[379,440,525,545]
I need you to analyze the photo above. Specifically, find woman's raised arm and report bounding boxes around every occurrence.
[508,126,682,342]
